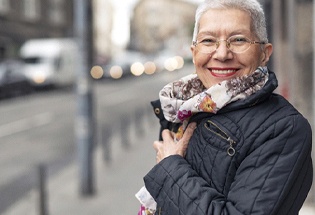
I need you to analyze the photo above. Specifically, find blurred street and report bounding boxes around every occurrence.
[1,93,159,215]
[0,64,191,214]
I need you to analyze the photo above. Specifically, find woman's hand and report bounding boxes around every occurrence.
[153,123,197,163]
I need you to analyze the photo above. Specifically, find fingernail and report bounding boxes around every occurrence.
[189,122,197,129]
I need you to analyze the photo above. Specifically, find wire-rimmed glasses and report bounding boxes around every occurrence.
[193,35,266,54]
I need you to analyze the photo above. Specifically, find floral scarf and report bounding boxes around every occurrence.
[159,66,269,140]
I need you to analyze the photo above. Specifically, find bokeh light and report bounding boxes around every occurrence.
[90,65,104,79]
[144,61,156,75]
[131,62,144,76]
[110,65,123,79]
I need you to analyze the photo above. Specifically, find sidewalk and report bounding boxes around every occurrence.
[3,107,157,215]
[3,108,315,215]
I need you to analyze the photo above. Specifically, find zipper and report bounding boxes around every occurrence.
[204,120,236,156]
[226,137,236,156]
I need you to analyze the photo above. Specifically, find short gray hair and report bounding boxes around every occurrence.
[192,0,268,43]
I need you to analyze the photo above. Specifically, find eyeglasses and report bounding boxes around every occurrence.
[193,35,266,54]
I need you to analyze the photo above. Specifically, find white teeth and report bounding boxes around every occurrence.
[212,69,236,74]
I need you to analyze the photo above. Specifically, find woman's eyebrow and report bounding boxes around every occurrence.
[198,30,253,40]
[198,31,216,37]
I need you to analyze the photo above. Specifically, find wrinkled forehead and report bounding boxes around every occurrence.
[198,8,253,37]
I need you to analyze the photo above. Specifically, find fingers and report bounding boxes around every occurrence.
[153,123,197,163]
[177,122,197,156]
[153,140,162,152]
[160,122,197,146]
[161,129,174,143]
[181,122,197,142]
[153,140,163,163]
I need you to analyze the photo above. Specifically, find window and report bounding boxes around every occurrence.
[0,0,9,14]
[23,0,40,20]
[48,0,65,24]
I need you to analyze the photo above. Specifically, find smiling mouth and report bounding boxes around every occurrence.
[210,69,238,77]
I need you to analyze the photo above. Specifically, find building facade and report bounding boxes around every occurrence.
[0,0,74,60]
[130,0,197,55]
[261,0,313,120]
[92,0,113,65]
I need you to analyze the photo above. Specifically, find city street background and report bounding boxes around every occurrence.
[0,0,313,214]
[0,64,191,214]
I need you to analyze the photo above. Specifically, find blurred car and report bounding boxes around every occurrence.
[20,38,78,88]
[153,50,185,72]
[101,51,146,80]
[102,59,131,79]
[0,59,32,99]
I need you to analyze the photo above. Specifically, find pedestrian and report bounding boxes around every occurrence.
[136,0,313,214]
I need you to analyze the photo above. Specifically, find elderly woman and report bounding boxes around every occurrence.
[137,0,313,214]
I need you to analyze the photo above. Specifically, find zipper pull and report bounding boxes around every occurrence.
[227,137,236,156]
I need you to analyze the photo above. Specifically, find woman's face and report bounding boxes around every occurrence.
[191,9,273,88]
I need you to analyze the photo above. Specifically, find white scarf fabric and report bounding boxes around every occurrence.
[159,67,269,136]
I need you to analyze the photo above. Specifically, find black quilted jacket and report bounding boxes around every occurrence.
[144,71,313,215]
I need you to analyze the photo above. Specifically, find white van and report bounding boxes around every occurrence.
[20,38,78,88]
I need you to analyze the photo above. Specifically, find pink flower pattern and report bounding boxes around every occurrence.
[177,109,192,121]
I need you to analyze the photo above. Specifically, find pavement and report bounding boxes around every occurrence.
[2,105,315,215]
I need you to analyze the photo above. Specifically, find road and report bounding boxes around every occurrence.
[0,65,192,213]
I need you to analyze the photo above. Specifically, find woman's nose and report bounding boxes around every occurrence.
[213,40,233,61]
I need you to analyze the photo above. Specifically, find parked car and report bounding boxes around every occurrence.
[20,38,78,88]
[0,59,32,99]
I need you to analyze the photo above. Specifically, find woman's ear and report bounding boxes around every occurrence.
[261,43,273,66]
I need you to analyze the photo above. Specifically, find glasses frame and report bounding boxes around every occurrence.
[192,35,266,54]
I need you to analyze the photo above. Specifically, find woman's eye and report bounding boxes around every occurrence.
[230,37,248,43]
[201,38,216,45]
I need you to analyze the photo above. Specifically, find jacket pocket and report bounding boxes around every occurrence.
[204,120,236,156]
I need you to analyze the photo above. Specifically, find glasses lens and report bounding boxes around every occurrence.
[198,45,216,54]
[195,36,217,54]
[228,36,251,53]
